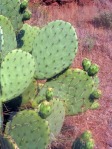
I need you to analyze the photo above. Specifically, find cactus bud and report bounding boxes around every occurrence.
[90,90,102,99]
[46,88,53,101]
[22,10,31,21]
[88,64,99,76]
[82,58,91,71]
[20,0,28,11]
[86,139,95,149]
[91,101,100,110]
[39,101,52,119]
[81,130,92,141]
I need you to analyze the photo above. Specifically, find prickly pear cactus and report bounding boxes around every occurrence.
[5,110,50,149]
[72,130,95,149]
[2,135,19,149]
[32,20,78,79]
[17,24,40,53]
[37,66,100,115]
[0,0,31,32]
[39,100,53,119]
[0,26,4,54]
[20,79,38,106]
[46,98,65,138]
[1,49,35,102]
[0,15,17,58]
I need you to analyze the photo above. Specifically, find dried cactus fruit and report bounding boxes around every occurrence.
[0,15,17,58]
[46,98,65,138]
[5,110,50,149]
[37,68,100,115]
[1,49,35,102]
[32,20,78,79]
[0,0,31,32]
[17,24,39,53]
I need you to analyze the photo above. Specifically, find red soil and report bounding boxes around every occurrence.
[28,0,112,148]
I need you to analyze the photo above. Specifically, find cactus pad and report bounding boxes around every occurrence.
[0,0,30,32]
[3,135,19,149]
[0,15,17,58]
[1,49,35,102]
[5,110,50,149]
[32,20,78,79]
[46,98,65,138]
[21,79,38,106]
[37,68,100,115]
[17,24,39,53]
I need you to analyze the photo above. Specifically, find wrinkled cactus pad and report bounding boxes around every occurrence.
[32,20,78,79]
[1,49,35,102]
[37,68,100,115]
[5,110,50,149]
[0,15,17,58]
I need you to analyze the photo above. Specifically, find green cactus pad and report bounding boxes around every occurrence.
[46,98,65,138]
[32,20,78,79]
[0,26,4,52]
[0,0,30,32]
[17,24,39,53]
[21,79,38,106]
[0,15,17,58]
[37,68,100,115]
[5,110,50,149]
[3,135,19,149]
[1,49,35,102]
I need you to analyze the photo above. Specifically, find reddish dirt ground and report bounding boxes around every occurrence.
[28,0,112,148]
